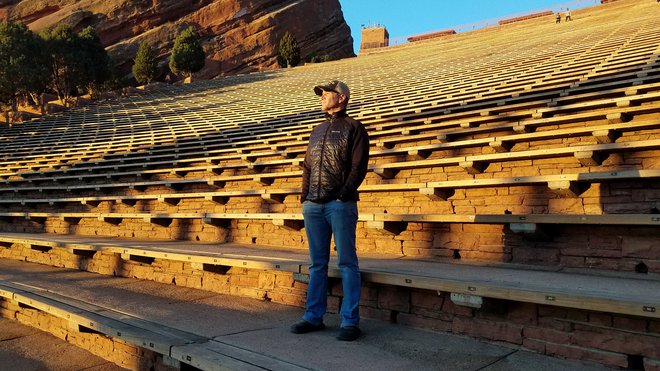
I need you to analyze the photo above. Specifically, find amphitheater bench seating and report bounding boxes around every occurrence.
[513,104,660,133]
[365,213,660,235]
[0,170,304,194]
[11,72,656,178]
[0,189,295,207]
[537,92,660,118]
[422,168,660,199]
[0,279,304,371]
[1,169,658,209]
[5,73,654,180]
[373,139,660,178]
[3,129,656,191]
[2,211,658,238]
[3,108,657,189]
[372,119,659,160]
[0,232,657,321]
[499,11,554,25]
[372,102,656,149]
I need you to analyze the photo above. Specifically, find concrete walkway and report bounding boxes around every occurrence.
[0,259,612,370]
[0,317,126,370]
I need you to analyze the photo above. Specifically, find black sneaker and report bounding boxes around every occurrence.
[337,326,361,341]
[290,320,325,334]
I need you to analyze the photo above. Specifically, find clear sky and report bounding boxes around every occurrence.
[339,0,598,54]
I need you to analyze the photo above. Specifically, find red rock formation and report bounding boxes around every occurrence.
[3,0,355,78]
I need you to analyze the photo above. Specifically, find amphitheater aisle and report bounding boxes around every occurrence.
[0,258,612,371]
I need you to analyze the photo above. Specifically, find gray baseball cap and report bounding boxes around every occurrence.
[313,80,350,100]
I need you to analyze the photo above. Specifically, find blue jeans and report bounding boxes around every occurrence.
[302,200,361,328]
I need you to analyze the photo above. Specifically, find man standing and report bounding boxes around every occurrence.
[291,80,370,341]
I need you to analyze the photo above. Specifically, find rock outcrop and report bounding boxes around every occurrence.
[2,0,355,78]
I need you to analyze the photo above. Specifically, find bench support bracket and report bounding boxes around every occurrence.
[450,293,483,309]
[367,221,407,235]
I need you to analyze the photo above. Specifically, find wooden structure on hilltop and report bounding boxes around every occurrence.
[360,25,390,51]
[0,0,659,368]
[498,11,555,25]
[407,29,456,43]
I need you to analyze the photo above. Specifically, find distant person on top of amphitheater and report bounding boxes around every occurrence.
[565,8,572,21]
[290,80,370,342]
[556,13,561,24]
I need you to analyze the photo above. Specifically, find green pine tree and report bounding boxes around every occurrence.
[0,21,51,113]
[169,26,205,77]
[278,31,300,68]
[41,25,111,104]
[77,26,111,96]
[132,41,159,85]
[41,24,82,105]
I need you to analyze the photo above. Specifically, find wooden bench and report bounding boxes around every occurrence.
[0,232,657,319]
[0,279,306,370]
[367,212,660,235]
[2,45,656,176]
[0,169,304,194]
[372,119,659,161]
[0,189,303,207]
[0,211,307,230]
[6,94,657,184]
[3,210,657,237]
[407,29,456,43]
[370,103,651,150]
[372,138,660,179]
[1,168,658,209]
[5,122,657,192]
[498,11,554,25]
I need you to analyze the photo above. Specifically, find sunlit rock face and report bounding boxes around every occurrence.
[4,0,355,78]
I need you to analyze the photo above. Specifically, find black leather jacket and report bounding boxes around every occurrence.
[302,110,370,203]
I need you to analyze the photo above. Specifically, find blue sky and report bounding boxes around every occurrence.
[339,0,597,53]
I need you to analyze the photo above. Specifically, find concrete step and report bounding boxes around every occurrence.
[0,317,126,370]
[0,258,611,371]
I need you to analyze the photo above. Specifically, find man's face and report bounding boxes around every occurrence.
[320,90,344,113]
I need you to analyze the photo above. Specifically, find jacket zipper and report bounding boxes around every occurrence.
[316,118,333,200]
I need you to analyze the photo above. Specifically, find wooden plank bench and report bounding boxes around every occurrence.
[3,210,658,236]
[367,212,660,235]
[10,83,657,182]
[0,169,304,194]
[0,280,306,370]
[372,119,659,160]
[370,102,652,150]
[372,138,660,178]
[514,101,660,132]
[423,169,660,198]
[2,128,659,195]
[12,109,653,184]
[0,232,657,320]
[2,168,658,209]
[2,57,656,174]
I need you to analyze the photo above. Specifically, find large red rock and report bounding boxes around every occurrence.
[4,0,354,78]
